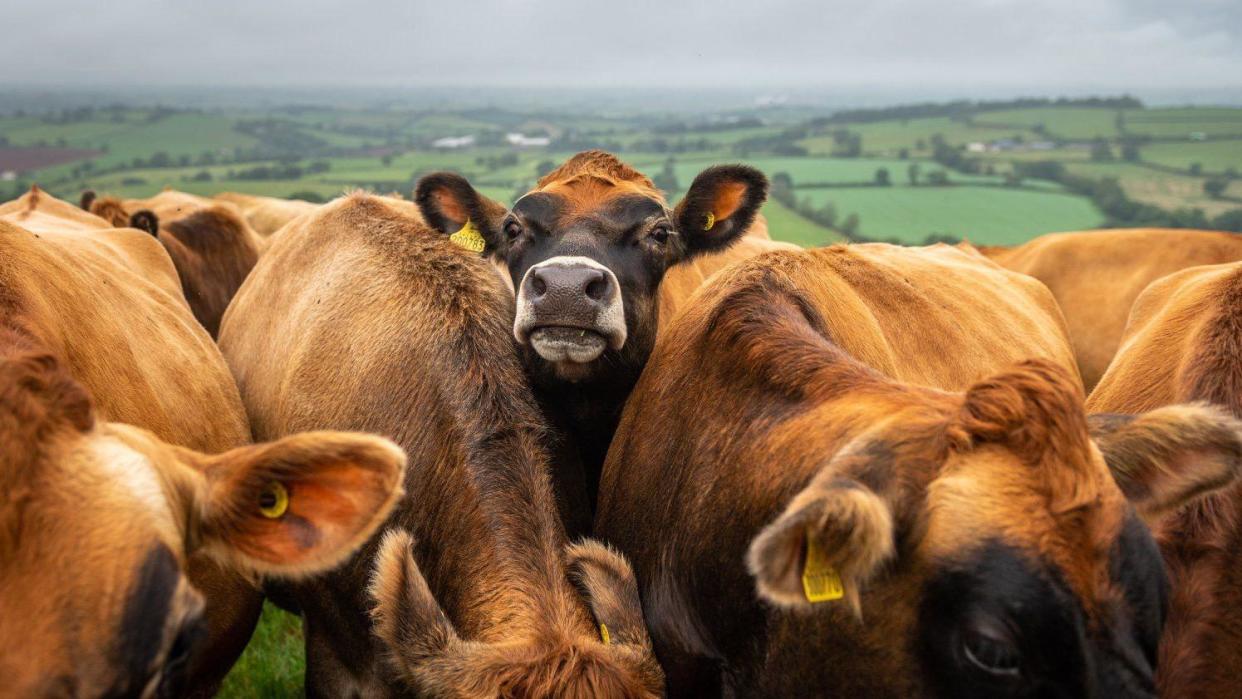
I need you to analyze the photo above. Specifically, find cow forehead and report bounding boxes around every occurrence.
[922,445,1126,615]
[532,174,666,218]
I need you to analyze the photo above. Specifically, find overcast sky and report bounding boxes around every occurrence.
[5,0,1240,91]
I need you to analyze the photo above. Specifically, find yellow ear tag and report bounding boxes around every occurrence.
[801,533,845,603]
[704,212,716,231]
[599,623,611,645]
[449,219,486,253]
[259,482,289,519]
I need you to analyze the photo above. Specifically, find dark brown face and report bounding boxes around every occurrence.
[414,152,768,389]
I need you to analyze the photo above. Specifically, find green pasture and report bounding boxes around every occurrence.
[795,185,1103,245]
[973,107,1121,139]
[1138,139,1242,173]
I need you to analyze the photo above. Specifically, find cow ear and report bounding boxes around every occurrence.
[414,172,509,256]
[129,210,159,236]
[193,432,405,576]
[673,165,767,259]
[1089,404,1242,521]
[566,540,653,649]
[747,476,893,617]
[80,189,97,211]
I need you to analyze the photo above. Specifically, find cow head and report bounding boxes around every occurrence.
[746,360,1242,697]
[416,151,766,388]
[0,346,405,697]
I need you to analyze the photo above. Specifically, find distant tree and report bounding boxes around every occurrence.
[898,148,910,160]
[1089,139,1114,162]
[874,168,891,186]
[535,160,556,178]
[1121,141,1141,162]
[840,213,860,237]
[927,170,950,186]
[652,158,679,194]
[288,190,326,204]
[770,172,795,206]
[1003,172,1024,187]
[908,162,922,186]
[1226,167,1239,180]
[1189,162,1203,176]
[772,171,794,191]
[191,170,213,182]
[915,138,927,151]
[1211,208,1242,233]
[381,154,393,166]
[1204,178,1229,199]
[511,181,530,203]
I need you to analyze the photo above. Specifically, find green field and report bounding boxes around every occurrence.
[975,107,1121,139]
[1139,139,1242,172]
[795,185,1104,244]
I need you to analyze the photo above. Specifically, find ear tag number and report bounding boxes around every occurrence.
[450,219,486,253]
[259,482,289,519]
[599,623,611,645]
[704,212,716,231]
[802,532,845,603]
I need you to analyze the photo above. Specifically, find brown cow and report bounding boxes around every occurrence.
[1088,261,1242,698]
[0,216,404,696]
[214,191,320,237]
[595,244,1242,696]
[979,229,1242,391]
[218,193,662,697]
[415,150,767,534]
[82,189,264,338]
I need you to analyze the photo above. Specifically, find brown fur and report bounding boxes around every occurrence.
[595,244,1222,695]
[213,191,319,237]
[1088,261,1242,698]
[83,190,264,338]
[978,229,1242,391]
[218,194,662,697]
[0,200,405,695]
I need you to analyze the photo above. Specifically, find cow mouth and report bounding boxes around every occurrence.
[529,326,609,364]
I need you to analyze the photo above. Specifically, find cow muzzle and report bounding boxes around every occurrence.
[514,256,626,365]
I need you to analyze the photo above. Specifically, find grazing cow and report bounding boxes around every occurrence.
[1088,261,1242,698]
[218,194,662,697]
[81,189,264,338]
[595,245,1242,696]
[978,229,1242,391]
[214,191,320,237]
[415,150,768,533]
[0,216,403,695]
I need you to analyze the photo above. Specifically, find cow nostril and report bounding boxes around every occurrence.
[585,277,608,301]
[531,275,547,297]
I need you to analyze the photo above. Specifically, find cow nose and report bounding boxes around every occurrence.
[525,265,613,307]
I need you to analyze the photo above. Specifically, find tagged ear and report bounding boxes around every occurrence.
[414,172,509,255]
[129,210,159,236]
[746,477,893,617]
[1090,404,1242,520]
[566,539,652,648]
[674,165,768,259]
[194,431,406,576]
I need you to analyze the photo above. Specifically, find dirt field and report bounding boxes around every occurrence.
[0,146,100,173]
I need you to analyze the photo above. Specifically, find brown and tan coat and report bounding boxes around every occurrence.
[1088,261,1242,698]
[596,244,1242,696]
[218,193,662,697]
[978,228,1242,391]
[0,213,404,697]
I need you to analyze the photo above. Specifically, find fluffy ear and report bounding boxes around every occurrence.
[673,165,767,259]
[1090,404,1242,520]
[79,189,97,211]
[414,172,509,255]
[193,431,406,576]
[129,210,159,236]
[747,477,894,616]
[566,539,652,648]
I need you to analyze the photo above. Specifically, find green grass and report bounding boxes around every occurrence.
[974,108,1121,140]
[759,198,843,247]
[795,185,1103,245]
[218,604,304,698]
[800,117,1026,157]
[1122,107,1242,138]
[1138,139,1242,173]
[1065,161,1242,218]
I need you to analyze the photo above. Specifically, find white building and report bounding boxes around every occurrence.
[432,135,476,149]
[506,133,551,148]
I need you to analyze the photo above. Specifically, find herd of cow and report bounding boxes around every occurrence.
[2,149,1242,697]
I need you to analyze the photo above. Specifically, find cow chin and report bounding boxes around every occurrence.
[530,326,608,362]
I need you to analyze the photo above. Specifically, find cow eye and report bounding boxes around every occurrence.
[504,221,524,241]
[961,625,1021,678]
[648,226,670,244]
